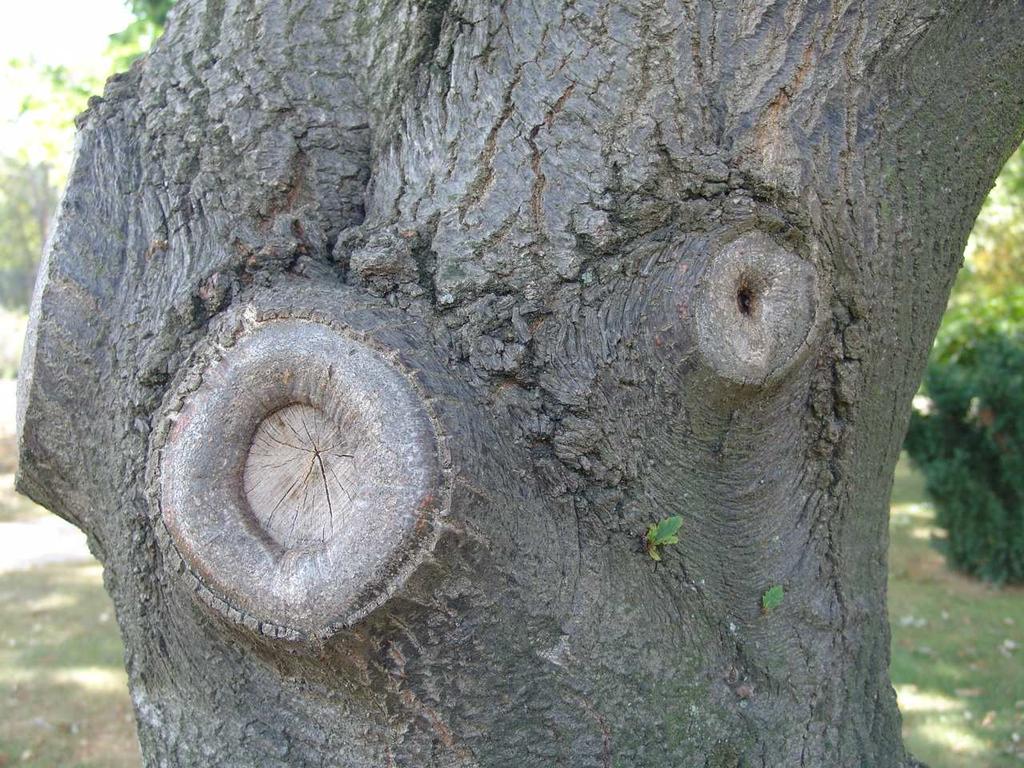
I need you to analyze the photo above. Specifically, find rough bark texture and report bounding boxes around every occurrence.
[15,1,1024,766]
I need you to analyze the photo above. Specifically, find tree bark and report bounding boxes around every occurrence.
[16,1,1024,765]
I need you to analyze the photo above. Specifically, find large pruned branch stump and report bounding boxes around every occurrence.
[153,293,451,640]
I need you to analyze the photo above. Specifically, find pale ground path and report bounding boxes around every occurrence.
[0,378,93,573]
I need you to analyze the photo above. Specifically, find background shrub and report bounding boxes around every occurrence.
[905,288,1024,583]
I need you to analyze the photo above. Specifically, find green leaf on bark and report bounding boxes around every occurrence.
[762,585,785,613]
[644,515,683,561]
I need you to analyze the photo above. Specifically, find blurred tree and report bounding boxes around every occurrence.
[3,1,176,174]
[957,141,1024,302]
[906,288,1024,584]
[2,59,105,181]
[126,0,175,27]
[905,138,1024,584]
[0,158,57,310]
[0,0,175,311]
[109,0,176,70]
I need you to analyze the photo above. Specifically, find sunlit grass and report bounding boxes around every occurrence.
[916,719,988,755]
[897,685,966,714]
[0,558,138,768]
[890,455,1024,767]
[52,667,130,694]
[0,471,47,523]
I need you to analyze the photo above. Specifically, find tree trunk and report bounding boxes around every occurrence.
[16,1,1024,765]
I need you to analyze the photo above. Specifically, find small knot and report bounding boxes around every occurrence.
[694,230,821,387]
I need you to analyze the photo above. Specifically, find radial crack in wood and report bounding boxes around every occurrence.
[243,404,356,548]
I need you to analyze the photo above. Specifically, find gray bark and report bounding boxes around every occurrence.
[15,0,1024,766]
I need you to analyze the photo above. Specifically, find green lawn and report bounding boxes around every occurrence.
[889,458,1024,766]
[0,423,139,767]
[0,436,44,524]
[0,451,1020,766]
[0,563,139,768]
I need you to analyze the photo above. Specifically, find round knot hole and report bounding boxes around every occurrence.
[736,277,759,317]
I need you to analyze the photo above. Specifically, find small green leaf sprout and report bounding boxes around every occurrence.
[643,516,683,562]
[761,585,784,613]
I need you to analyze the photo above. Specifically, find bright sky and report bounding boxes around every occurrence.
[0,0,134,69]
[0,0,135,167]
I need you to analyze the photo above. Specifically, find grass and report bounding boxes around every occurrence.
[889,458,1024,766]
[0,446,45,526]
[0,563,139,768]
[0,378,140,768]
